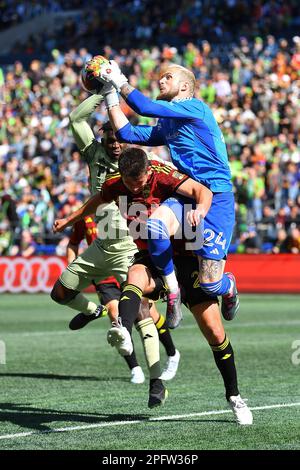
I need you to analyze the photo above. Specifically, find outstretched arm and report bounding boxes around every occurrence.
[103,66,195,120]
[69,94,103,152]
[108,104,165,146]
[53,193,105,233]
[120,85,195,119]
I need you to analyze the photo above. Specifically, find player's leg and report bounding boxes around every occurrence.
[50,277,106,321]
[111,250,180,380]
[195,192,239,320]
[177,255,252,425]
[96,280,145,384]
[51,240,112,326]
[107,262,157,354]
[150,302,180,381]
[147,199,183,328]
[107,264,168,407]
[177,256,232,396]
[191,301,252,425]
[135,297,168,408]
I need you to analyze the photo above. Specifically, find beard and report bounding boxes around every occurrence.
[157,85,180,101]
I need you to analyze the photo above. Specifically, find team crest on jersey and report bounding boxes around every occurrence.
[172,171,184,180]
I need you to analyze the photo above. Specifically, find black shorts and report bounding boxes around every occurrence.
[132,251,166,301]
[94,282,121,305]
[174,255,218,310]
[133,251,218,309]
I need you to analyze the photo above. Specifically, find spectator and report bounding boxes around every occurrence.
[0,8,300,254]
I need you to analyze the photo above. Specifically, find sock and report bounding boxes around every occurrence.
[162,272,179,294]
[155,313,176,357]
[200,274,231,297]
[210,336,239,400]
[123,351,139,370]
[119,284,143,334]
[136,318,161,379]
[67,293,98,315]
[147,219,177,292]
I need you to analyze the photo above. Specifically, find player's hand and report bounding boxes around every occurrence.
[53,218,69,233]
[99,60,128,91]
[186,209,203,227]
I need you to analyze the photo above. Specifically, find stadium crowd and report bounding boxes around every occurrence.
[0,2,300,256]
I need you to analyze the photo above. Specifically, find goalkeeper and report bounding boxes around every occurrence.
[89,57,239,332]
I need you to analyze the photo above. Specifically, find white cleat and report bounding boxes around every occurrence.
[159,349,181,381]
[228,395,253,425]
[107,321,133,356]
[130,366,145,384]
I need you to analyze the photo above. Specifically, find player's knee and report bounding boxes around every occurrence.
[127,265,146,289]
[146,218,169,242]
[50,280,77,305]
[206,325,225,345]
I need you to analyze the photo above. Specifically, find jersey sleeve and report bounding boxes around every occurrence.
[150,161,189,195]
[69,94,103,154]
[100,174,122,203]
[126,89,204,119]
[69,220,85,245]
[116,122,165,146]
[161,168,189,193]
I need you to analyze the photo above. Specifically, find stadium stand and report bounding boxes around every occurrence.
[0,0,299,256]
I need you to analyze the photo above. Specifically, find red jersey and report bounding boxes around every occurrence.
[69,216,98,246]
[101,160,189,250]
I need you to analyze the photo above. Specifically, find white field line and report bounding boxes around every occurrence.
[0,402,300,441]
[2,319,300,338]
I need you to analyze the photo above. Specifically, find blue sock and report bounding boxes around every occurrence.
[200,274,231,297]
[147,219,174,276]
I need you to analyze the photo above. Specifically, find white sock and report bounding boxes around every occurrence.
[162,271,179,294]
[67,294,97,315]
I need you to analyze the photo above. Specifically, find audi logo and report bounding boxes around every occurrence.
[0,257,67,293]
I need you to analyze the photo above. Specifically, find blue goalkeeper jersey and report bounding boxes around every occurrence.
[116,89,232,193]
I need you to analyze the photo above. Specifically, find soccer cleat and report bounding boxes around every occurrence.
[160,349,181,381]
[228,395,253,425]
[221,273,240,321]
[69,304,107,330]
[107,319,133,356]
[166,289,183,329]
[148,379,168,409]
[130,366,145,384]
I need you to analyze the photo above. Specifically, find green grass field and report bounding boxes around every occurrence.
[0,293,300,450]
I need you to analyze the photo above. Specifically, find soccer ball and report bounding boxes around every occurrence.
[81,55,109,94]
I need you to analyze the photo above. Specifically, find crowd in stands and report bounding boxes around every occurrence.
[3,1,300,56]
[0,1,84,31]
[0,2,300,256]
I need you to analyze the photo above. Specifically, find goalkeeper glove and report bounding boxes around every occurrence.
[99,60,128,92]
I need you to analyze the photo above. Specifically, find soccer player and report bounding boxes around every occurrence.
[66,215,180,382]
[118,250,252,425]
[66,215,119,324]
[51,94,179,386]
[53,147,212,407]
[92,58,239,329]
[53,148,252,424]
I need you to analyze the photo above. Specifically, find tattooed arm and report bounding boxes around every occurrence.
[120,83,135,99]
